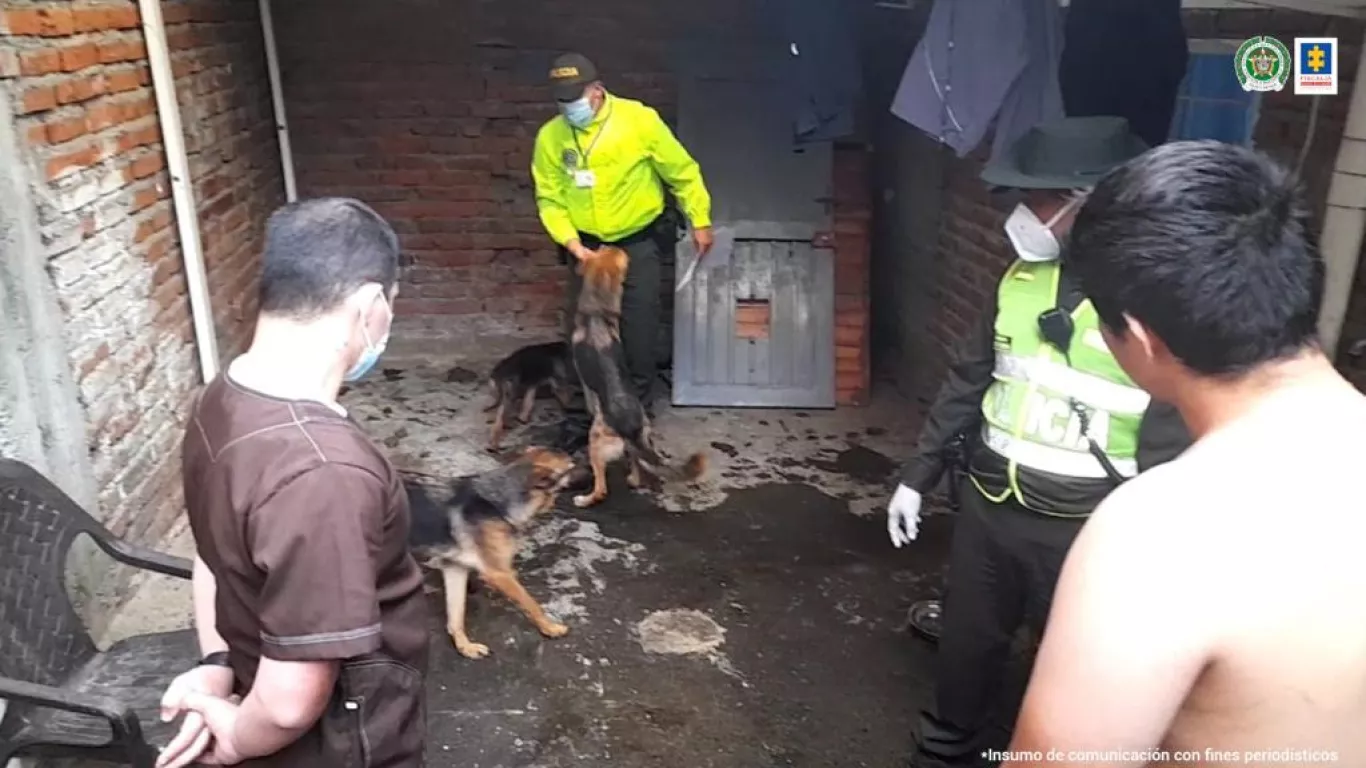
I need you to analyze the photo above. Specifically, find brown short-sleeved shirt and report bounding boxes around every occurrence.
[182,374,429,766]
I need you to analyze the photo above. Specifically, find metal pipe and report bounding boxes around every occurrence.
[1317,41,1366,359]
[137,0,219,381]
[259,0,297,202]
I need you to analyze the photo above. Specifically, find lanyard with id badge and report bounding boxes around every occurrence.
[566,103,612,188]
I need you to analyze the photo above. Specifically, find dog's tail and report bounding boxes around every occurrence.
[483,378,502,412]
[632,440,708,483]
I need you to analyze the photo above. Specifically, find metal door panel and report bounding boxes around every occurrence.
[670,48,836,408]
[673,236,835,408]
[676,78,833,236]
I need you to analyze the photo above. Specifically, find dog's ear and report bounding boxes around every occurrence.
[529,462,558,489]
[527,452,574,489]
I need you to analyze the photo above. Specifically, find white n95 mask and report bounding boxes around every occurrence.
[1003,192,1086,263]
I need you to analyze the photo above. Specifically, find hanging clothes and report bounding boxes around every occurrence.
[1059,0,1188,148]
[889,0,1063,160]
[989,0,1065,160]
[783,0,861,143]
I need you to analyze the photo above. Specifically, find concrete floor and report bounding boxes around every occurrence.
[104,330,989,767]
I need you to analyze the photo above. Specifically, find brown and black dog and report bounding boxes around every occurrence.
[405,447,576,659]
[484,341,573,450]
[570,246,706,508]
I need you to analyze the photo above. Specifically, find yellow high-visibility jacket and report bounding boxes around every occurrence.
[531,93,712,246]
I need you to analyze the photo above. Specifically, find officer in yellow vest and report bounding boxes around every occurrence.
[532,53,714,449]
[883,117,1192,768]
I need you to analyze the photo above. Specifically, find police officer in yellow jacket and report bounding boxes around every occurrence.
[884,117,1192,768]
[532,53,714,448]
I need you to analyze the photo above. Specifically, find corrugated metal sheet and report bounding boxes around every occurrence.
[673,236,835,407]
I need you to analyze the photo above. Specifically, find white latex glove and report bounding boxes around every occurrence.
[887,484,923,548]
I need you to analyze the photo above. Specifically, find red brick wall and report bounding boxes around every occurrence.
[0,0,280,541]
[834,145,872,405]
[904,9,1366,408]
[902,147,1007,406]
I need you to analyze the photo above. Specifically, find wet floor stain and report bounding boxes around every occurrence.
[446,366,481,384]
[808,445,899,485]
[709,441,739,458]
[421,483,957,767]
[636,609,726,655]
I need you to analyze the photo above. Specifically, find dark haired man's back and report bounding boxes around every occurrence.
[1007,141,1366,766]
[183,376,428,766]
[156,198,428,768]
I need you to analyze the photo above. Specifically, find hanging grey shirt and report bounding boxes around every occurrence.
[890,0,1064,160]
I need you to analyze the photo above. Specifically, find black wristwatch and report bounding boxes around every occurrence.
[197,651,231,668]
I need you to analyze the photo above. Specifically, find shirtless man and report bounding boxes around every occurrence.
[1004,140,1366,767]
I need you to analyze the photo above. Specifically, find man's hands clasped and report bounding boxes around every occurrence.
[156,665,243,768]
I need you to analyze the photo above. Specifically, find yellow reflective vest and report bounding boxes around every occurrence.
[531,93,712,246]
[976,260,1150,503]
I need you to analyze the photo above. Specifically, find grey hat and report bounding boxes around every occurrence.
[981,116,1150,190]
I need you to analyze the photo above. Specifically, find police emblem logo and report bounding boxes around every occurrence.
[562,149,579,169]
[550,66,580,79]
[1234,36,1291,93]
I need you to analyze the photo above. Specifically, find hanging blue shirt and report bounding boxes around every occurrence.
[890,0,1064,160]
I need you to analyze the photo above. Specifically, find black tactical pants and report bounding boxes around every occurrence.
[559,219,666,440]
[912,480,1086,767]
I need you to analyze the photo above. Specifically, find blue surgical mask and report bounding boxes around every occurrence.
[344,295,391,382]
[561,96,595,129]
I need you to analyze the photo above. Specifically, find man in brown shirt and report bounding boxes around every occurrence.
[156,198,429,767]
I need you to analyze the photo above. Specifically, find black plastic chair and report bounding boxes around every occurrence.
[0,459,199,767]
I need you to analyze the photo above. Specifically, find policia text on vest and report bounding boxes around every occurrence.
[900,260,1193,518]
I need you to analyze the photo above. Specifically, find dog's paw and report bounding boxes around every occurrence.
[540,622,569,639]
[573,493,600,508]
[455,640,491,659]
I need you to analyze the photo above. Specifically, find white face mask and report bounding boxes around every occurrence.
[1003,192,1086,263]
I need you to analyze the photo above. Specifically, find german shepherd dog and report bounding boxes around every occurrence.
[484,341,573,450]
[570,246,707,508]
[405,447,576,659]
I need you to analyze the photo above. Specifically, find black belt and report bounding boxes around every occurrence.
[560,216,665,264]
